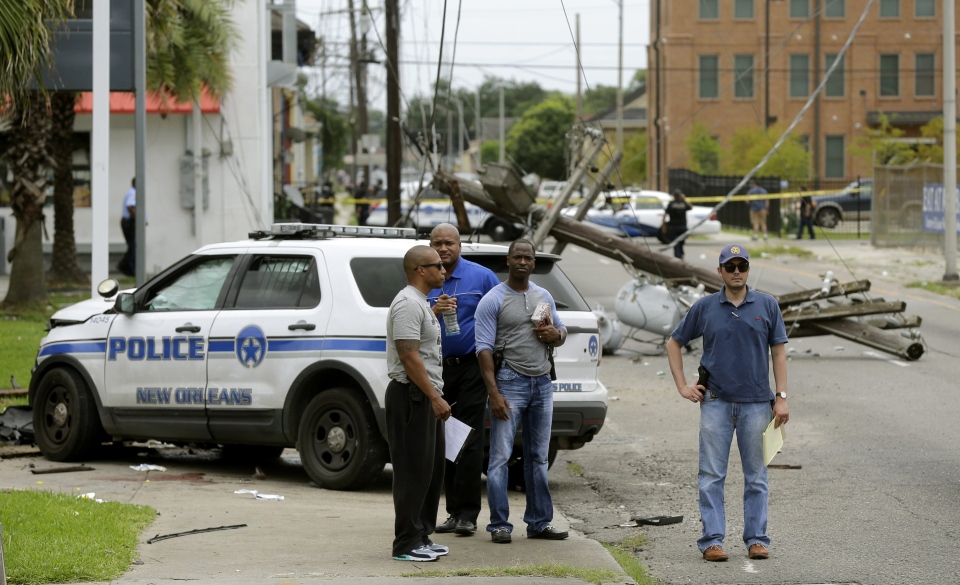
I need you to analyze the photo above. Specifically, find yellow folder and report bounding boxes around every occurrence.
[762,419,785,466]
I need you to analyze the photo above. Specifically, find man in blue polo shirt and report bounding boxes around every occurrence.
[666,244,789,562]
[428,224,500,536]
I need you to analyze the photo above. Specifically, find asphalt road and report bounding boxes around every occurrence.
[548,234,960,585]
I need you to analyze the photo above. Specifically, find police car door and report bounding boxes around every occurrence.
[103,254,239,441]
[205,249,330,445]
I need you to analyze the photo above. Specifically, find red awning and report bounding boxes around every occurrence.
[75,91,220,114]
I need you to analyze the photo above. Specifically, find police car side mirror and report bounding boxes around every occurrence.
[114,292,136,315]
[97,278,119,299]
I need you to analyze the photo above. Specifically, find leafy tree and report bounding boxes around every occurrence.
[304,96,349,176]
[915,116,960,164]
[721,124,810,181]
[505,96,575,180]
[684,120,721,175]
[629,69,647,90]
[582,85,617,117]
[850,112,918,166]
[0,0,73,308]
[480,140,500,165]
[620,132,647,186]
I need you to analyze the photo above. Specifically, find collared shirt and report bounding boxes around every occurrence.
[475,281,566,377]
[386,285,444,393]
[428,258,500,358]
[671,285,787,402]
[747,186,768,211]
[121,187,136,219]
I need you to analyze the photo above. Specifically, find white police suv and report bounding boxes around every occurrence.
[30,224,607,490]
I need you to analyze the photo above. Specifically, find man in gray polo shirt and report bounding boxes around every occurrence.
[475,239,569,544]
[386,245,452,562]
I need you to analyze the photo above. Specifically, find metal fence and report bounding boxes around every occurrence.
[872,163,958,250]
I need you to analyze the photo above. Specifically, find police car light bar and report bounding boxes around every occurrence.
[252,223,419,240]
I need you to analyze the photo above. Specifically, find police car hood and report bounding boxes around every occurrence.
[51,292,130,322]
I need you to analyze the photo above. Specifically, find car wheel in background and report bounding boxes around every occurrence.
[491,442,559,492]
[815,207,841,229]
[297,388,388,490]
[33,367,106,461]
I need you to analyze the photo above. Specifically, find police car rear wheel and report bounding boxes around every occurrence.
[298,388,388,490]
[33,367,105,462]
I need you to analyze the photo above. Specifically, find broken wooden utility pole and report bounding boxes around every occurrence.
[385,0,402,226]
[552,149,623,256]
[431,169,926,361]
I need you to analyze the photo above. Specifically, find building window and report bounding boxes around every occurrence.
[789,0,809,17]
[734,0,754,19]
[825,136,845,178]
[699,55,720,99]
[825,0,845,18]
[798,135,810,152]
[699,0,719,19]
[734,54,755,98]
[915,0,935,17]
[879,0,899,17]
[879,54,900,97]
[790,54,810,97]
[825,54,845,97]
[915,53,935,96]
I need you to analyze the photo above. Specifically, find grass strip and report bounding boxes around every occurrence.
[906,280,960,300]
[405,563,620,583]
[0,489,156,585]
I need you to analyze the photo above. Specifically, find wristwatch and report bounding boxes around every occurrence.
[775,392,787,400]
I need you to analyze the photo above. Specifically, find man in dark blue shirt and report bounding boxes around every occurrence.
[666,244,789,562]
[428,223,500,536]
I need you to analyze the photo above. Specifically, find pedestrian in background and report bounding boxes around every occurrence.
[747,180,769,241]
[428,224,500,538]
[475,239,569,544]
[797,186,816,240]
[661,189,692,260]
[355,180,370,226]
[385,245,452,562]
[117,178,137,277]
[666,244,789,562]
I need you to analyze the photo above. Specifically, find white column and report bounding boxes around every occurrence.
[90,0,110,295]
[942,0,957,280]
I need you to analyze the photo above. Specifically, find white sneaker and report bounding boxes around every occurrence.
[393,545,439,562]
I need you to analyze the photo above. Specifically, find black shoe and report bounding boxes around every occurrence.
[436,516,458,533]
[528,526,568,540]
[491,528,511,544]
[455,519,477,536]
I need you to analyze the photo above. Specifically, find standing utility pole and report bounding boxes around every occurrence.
[575,13,582,123]
[386,0,402,226]
[348,0,369,183]
[498,85,505,163]
[616,0,624,152]
[942,0,958,281]
[764,0,771,126]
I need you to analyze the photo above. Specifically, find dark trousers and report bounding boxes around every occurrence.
[440,357,486,524]
[797,216,815,239]
[118,217,135,276]
[668,226,686,259]
[385,379,445,556]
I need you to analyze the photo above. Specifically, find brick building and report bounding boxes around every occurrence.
[647,0,956,190]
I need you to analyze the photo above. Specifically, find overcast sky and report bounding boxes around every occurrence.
[296,0,650,112]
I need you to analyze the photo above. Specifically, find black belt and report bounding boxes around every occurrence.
[444,354,477,366]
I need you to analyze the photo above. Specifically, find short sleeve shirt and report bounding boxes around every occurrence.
[386,285,444,393]
[121,187,136,219]
[747,186,768,211]
[428,258,501,357]
[671,286,787,402]
[665,200,692,228]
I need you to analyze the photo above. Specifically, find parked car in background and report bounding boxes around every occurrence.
[812,178,872,228]
[562,190,722,238]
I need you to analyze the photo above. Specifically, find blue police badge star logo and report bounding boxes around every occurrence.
[588,335,599,358]
[236,325,267,368]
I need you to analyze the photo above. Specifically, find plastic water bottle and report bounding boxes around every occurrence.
[443,308,461,336]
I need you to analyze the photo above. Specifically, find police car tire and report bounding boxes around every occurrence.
[297,388,388,491]
[33,367,106,462]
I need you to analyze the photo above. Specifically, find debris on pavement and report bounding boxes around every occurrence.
[31,465,95,475]
[234,489,285,500]
[130,464,167,471]
[631,515,683,526]
[147,524,247,544]
[78,493,104,503]
[0,405,34,445]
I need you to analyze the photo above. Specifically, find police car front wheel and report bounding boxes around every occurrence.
[33,367,106,462]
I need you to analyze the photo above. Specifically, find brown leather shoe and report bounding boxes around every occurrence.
[748,543,769,559]
[702,545,728,562]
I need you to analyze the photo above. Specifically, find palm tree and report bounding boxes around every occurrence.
[0,0,73,308]
[45,0,239,288]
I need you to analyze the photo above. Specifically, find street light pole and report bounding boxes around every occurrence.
[765,0,771,126]
[616,0,624,152]
[942,0,958,281]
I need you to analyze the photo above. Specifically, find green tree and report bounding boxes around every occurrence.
[629,69,647,90]
[43,0,240,288]
[480,140,500,165]
[850,112,918,166]
[582,85,617,117]
[915,116,960,164]
[721,124,810,181]
[304,96,349,176]
[684,120,721,175]
[620,131,647,186]
[0,0,73,308]
[505,96,575,180]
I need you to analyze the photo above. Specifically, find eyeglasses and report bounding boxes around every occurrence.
[721,262,749,273]
[418,262,444,271]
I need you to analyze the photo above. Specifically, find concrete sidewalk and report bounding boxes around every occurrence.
[0,447,633,585]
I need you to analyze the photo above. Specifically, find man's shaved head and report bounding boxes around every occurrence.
[430,223,461,242]
[403,245,440,275]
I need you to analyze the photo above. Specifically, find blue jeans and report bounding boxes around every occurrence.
[697,394,772,552]
[486,366,554,535]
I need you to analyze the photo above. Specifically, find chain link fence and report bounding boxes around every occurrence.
[872,163,959,250]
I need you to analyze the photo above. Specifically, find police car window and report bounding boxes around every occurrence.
[234,256,319,309]
[464,255,591,312]
[143,256,236,312]
[350,257,407,308]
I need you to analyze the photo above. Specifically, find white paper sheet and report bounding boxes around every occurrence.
[444,416,473,463]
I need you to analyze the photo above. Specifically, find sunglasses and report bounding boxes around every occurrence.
[721,262,749,273]
[418,262,444,271]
